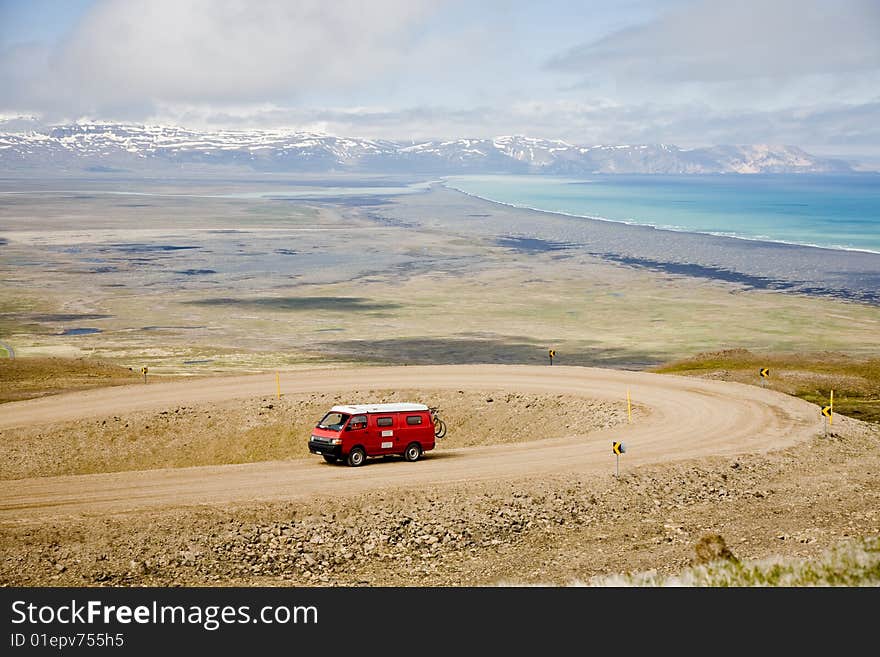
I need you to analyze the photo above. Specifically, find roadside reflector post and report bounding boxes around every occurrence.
[141,366,148,383]
[821,397,833,437]
[612,441,626,478]
[830,389,833,427]
[760,367,769,388]
[549,349,556,366]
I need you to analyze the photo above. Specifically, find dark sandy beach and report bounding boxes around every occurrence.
[379,184,880,305]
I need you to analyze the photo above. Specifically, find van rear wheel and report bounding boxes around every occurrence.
[403,442,422,462]
[346,447,366,467]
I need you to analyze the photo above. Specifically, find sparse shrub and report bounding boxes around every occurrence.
[693,533,739,565]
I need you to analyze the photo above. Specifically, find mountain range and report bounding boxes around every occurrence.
[0,121,856,175]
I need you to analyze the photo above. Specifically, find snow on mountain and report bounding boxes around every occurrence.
[0,122,855,174]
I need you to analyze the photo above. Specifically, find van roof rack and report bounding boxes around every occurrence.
[330,403,429,414]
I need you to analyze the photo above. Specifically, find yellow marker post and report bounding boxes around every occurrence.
[627,388,632,423]
[821,392,834,437]
[276,372,281,400]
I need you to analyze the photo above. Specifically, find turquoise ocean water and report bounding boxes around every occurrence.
[444,174,880,254]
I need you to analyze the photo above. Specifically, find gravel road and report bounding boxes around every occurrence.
[0,364,820,519]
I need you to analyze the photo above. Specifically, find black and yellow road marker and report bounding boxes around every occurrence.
[822,389,834,436]
[613,441,626,477]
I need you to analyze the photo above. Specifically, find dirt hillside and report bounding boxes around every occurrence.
[1,361,876,586]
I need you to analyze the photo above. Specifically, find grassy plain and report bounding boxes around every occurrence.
[1,182,878,377]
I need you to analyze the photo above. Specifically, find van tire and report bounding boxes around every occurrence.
[403,442,422,462]
[322,455,338,464]
[346,447,366,467]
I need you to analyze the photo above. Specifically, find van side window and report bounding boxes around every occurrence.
[406,415,423,425]
[349,415,367,430]
[377,417,393,427]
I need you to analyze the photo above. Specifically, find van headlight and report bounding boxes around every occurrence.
[330,438,342,445]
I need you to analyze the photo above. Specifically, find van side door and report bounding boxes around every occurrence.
[346,414,370,454]
[401,412,428,449]
[374,414,397,454]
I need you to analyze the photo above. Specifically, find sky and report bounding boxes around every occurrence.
[1,0,879,162]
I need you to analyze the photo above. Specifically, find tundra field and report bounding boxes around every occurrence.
[1,177,878,586]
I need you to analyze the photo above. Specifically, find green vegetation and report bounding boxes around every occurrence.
[579,535,880,587]
[653,349,880,423]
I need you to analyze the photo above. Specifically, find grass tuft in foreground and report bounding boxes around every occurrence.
[575,535,880,587]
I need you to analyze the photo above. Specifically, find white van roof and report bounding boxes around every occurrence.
[330,403,429,414]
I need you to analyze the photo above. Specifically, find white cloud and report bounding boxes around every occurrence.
[1,0,878,158]
[535,0,880,154]
[549,0,880,84]
[5,0,438,114]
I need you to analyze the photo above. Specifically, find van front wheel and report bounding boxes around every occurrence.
[346,447,366,467]
[403,442,422,462]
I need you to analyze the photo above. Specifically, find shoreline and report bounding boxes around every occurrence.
[2,175,878,373]
[385,183,880,306]
[441,181,880,257]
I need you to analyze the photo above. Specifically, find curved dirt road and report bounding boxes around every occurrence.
[0,365,821,519]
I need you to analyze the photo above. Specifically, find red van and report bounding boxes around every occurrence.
[308,403,437,466]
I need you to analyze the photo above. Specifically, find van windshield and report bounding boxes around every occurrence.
[317,412,349,431]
